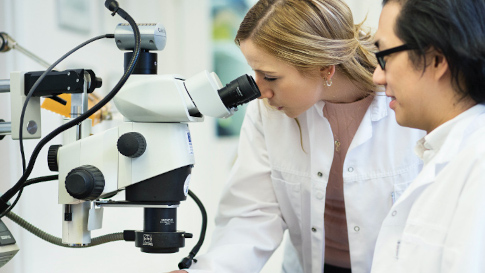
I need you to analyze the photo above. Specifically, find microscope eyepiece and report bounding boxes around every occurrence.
[217,74,260,110]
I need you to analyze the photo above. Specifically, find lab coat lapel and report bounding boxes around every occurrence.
[348,95,387,152]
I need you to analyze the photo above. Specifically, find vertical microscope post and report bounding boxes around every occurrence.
[61,73,93,246]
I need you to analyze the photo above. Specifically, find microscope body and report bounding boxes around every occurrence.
[57,121,194,205]
[55,73,207,251]
[57,70,239,205]
[57,120,194,252]
[54,70,261,252]
[51,23,258,253]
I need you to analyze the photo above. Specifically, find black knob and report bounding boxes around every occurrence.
[117,132,147,158]
[0,119,5,140]
[47,145,62,171]
[94,77,103,89]
[65,165,105,200]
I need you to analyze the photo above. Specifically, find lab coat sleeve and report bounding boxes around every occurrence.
[441,154,485,272]
[186,101,286,273]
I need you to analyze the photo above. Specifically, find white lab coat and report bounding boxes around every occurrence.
[188,94,424,273]
[371,103,485,273]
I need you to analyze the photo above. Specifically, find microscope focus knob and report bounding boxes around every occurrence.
[47,145,62,171]
[117,132,147,158]
[65,165,105,200]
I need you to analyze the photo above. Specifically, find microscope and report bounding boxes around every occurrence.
[47,23,260,254]
[0,0,263,269]
[0,7,259,268]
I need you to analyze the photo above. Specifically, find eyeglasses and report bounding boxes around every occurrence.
[375,44,412,70]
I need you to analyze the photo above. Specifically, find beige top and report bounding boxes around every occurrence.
[322,94,374,268]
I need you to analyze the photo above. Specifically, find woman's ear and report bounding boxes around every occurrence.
[320,65,336,80]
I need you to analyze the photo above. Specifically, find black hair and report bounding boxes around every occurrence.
[384,0,485,103]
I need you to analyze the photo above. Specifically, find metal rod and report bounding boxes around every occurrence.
[13,43,53,69]
[0,79,9,93]
[0,122,12,135]
[1,32,57,70]
[70,72,89,140]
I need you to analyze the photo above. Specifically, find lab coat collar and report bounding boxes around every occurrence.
[369,93,389,121]
[313,92,389,122]
[414,103,485,164]
[313,92,389,154]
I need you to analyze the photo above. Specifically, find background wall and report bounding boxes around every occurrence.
[0,0,381,272]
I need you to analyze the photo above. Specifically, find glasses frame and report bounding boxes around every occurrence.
[375,44,412,70]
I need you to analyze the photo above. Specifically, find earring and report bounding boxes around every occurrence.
[325,71,332,86]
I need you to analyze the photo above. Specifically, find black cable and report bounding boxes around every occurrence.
[0,4,141,217]
[1,175,57,218]
[0,175,59,219]
[0,188,23,219]
[22,175,58,188]
[178,190,208,269]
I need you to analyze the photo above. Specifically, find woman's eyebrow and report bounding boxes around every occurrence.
[254,69,277,74]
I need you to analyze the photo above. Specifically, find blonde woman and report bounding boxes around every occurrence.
[171,0,423,272]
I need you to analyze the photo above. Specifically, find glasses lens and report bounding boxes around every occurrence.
[379,58,385,70]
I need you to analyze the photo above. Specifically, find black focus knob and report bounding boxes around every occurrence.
[47,145,62,171]
[0,119,5,140]
[117,132,147,158]
[65,165,105,200]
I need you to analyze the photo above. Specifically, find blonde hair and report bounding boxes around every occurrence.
[236,0,378,93]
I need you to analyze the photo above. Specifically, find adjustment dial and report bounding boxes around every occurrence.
[117,132,147,158]
[65,165,105,200]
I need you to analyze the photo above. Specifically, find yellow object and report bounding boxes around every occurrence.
[41,93,110,126]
